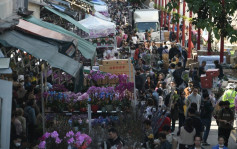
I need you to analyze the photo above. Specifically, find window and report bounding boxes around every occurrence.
[136,22,159,33]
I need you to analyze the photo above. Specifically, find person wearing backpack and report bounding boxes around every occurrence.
[200,93,214,146]
[24,100,36,143]
[217,101,234,147]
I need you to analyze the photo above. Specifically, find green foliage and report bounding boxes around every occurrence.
[127,0,146,4]
[167,0,237,43]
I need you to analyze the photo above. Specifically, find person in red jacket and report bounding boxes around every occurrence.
[153,110,171,137]
[134,44,142,64]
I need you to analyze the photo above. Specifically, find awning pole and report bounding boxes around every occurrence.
[41,64,46,134]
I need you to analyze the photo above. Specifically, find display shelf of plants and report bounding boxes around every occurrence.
[89,36,115,48]
[44,73,134,113]
[84,70,128,87]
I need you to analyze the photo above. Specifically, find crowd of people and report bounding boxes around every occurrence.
[7,0,237,149]
[105,1,235,149]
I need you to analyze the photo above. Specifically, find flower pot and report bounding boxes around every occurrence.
[105,105,113,113]
[101,107,106,113]
[91,105,99,113]
[80,107,87,113]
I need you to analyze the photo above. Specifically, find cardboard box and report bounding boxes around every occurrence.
[100,65,134,72]
[200,74,213,88]
[102,59,131,65]
[206,69,219,78]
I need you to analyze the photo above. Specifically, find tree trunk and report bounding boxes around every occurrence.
[208,32,211,55]
[164,0,167,27]
[176,0,180,43]
[188,11,192,58]
[182,0,186,47]
[220,0,225,63]
[197,28,200,50]
[161,0,163,28]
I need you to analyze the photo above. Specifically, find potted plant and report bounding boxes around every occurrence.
[100,38,106,45]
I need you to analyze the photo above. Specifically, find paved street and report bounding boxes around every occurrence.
[205,119,237,149]
[173,119,237,149]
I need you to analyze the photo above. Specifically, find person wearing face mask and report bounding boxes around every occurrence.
[217,101,234,147]
[186,88,201,112]
[184,81,194,98]
[212,136,228,149]
[10,135,22,149]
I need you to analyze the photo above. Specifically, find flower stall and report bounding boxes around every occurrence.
[78,15,117,57]
[84,70,129,87]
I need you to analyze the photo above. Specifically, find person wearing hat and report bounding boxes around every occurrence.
[222,83,237,111]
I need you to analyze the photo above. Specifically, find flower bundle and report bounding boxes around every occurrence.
[38,131,92,149]
[53,72,72,82]
[51,84,68,92]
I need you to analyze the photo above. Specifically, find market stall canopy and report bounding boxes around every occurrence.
[44,6,90,34]
[24,16,97,60]
[91,0,106,5]
[16,19,76,43]
[0,30,82,77]
[93,4,109,17]
[94,11,111,22]
[0,49,12,74]
[79,15,116,38]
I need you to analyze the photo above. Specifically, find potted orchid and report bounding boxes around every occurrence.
[65,130,92,149]
[38,130,92,149]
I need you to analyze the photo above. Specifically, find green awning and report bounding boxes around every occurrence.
[0,30,82,77]
[44,6,90,34]
[24,16,97,60]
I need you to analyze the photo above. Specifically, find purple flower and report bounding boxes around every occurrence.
[51,131,59,138]
[55,137,62,144]
[66,130,74,138]
[43,132,51,139]
[67,137,74,144]
[75,136,84,146]
[38,141,46,149]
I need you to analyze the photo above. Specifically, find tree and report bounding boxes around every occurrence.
[127,0,146,5]
[166,0,237,43]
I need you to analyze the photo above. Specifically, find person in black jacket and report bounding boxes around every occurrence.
[135,68,144,93]
[214,60,224,79]
[106,128,124,148]
[169,44,180,60]
[200,93,214,146]
[145,75,155,90]
[177,91,186,129]
[173,62,184,88]
[187,108,204,136]
[157,43,164,60]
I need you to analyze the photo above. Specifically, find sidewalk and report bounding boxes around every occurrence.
[173,118,237,149]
